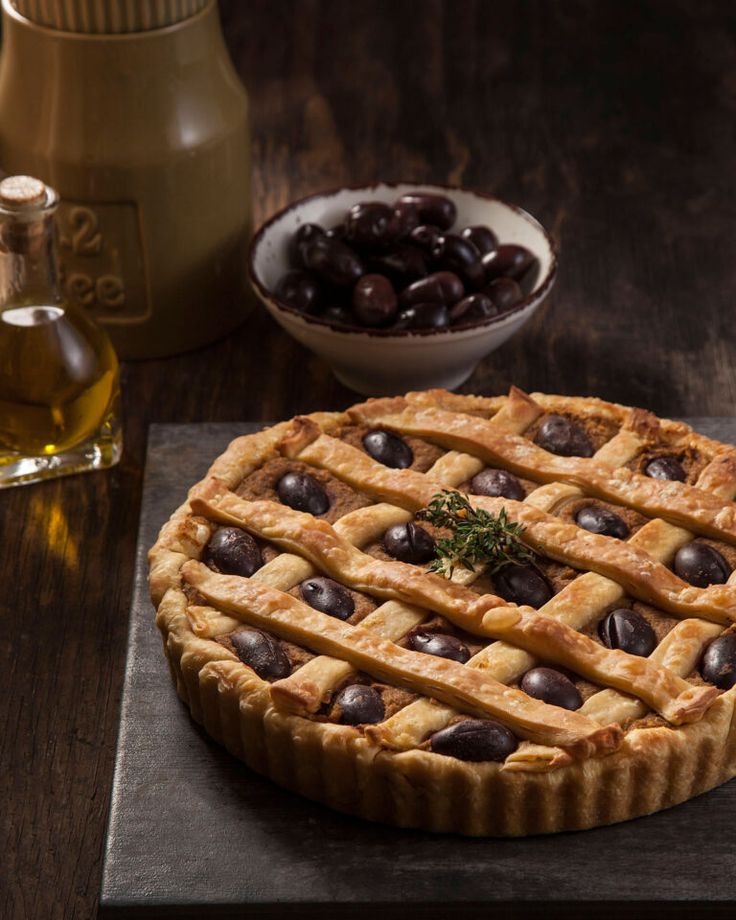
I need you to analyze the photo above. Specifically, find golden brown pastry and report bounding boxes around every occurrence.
[149,387,736,835]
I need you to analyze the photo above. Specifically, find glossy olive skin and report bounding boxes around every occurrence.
[334,685,385,724]
[395,193,457,230]
[362,429,414,468]
[534,415,594,457]
[494,564,552,608]
[406,629,470,663]
[399,271,464,308]
[431,234,485,289]
[482,243,538,283]
[449,293,498,326]
[383,522,435,563]
[352,274,398,326]
[408,223,444,253]
[461,224,498,256]
[300,576,355,620]
[203,527,262,577]
[274,269,322,314]
[290,223,324,267]
[344,201,399,249]
[394,302,450,330]
[485,277,523,311]
[517,257,541,295]
[277,471,330,515]
[368,244,428,286]
[598,608,657,657]
[393,200,422,238]
[673,542,730,587]
[231,629,291,680]
[430,719,518,762]
[700,634,736,689]
[470,468,525,500]
[274,196,542,333]
[520,667,583,711]
[303,235,364,287]
[575,504,630,539]
[645,456,687,482]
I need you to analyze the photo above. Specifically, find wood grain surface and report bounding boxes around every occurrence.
[3,1,736,917]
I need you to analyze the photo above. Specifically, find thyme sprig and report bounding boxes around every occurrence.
[417,490,534,578]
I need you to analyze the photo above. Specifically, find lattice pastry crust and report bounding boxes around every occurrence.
[149,388,736,835]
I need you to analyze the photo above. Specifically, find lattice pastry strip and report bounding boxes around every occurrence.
[370,573,629,768]
[186,392,539,707]
[557,459,736,727]
[580,619,724,726]
[372,432,736,759]
[149,417,310,607]
[187,502,416,640]
[190,400,647,734]
[187,394,721,771]
[188,597,428,724]
[577,561,736,726]
[256,414,657,769]
[270,600,429,714]
[283,423,736,623]
[263,400,736,766]
[154,409,404,635]
[404,388,720,454]
[190,485,716,726]
[347,398,736,544]
[502,426,653,514]
[181,559,622,759]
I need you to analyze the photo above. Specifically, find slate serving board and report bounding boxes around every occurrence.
[100,420,736,920]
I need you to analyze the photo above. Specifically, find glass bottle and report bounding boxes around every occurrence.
[0,174,122,487]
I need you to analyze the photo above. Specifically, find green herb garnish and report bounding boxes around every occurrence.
[417,490,533,578]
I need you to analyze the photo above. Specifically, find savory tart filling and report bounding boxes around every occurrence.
[629,444,710,484]
[523,411,620,456]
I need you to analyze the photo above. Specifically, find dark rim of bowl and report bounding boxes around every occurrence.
[247,180,558,338]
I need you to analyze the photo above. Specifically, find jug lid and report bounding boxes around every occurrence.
[9,0,210,33]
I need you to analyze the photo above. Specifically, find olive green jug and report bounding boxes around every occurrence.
[0,0,252,359]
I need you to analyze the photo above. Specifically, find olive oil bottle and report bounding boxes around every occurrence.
[0,175,122,487]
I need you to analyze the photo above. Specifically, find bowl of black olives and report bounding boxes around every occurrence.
[249,183,557,395]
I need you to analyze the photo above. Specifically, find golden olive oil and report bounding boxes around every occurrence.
[0,176,122,487]
[0,303,119,454]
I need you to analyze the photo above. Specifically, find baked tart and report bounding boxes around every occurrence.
[149,387,736,835]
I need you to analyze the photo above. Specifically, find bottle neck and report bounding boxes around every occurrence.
[0,212,62,310]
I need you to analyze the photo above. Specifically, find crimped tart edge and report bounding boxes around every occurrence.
[148,395,736,836]
[158,583,736,836]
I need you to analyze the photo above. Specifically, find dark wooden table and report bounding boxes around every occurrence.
[4,1,736,917]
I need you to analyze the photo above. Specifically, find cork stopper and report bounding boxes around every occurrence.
[10,0,209,34]
[0,175,46,209]
[0,176,58,228]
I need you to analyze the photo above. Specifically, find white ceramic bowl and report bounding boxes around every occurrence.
[249,182,557,395]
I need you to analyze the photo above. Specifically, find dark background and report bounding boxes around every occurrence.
[4,1,736,917]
